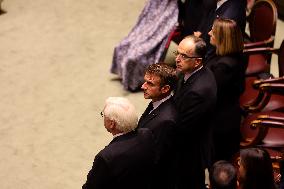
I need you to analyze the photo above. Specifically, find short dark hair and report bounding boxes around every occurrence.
[184,35,207,59]
[210,160,237,189]
[145,62,177,91]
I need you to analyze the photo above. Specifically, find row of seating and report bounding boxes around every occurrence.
[239,0,284,180]
[238,0,284,181]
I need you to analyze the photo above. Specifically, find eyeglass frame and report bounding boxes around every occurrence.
[100,111,104,117]
[173,50,201,60]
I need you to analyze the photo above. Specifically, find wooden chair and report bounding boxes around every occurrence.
[240,77,284,146]
[240,114,284,185]
[244,0,278,76]
[233,78,284,186]
[240,40,284,109]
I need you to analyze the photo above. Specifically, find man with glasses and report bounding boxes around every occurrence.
[82,97,156,189]
[173,35,217,189]
[138,62,178,188]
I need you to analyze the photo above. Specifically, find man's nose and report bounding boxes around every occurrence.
[175,56,180,63]
[141,83,146,89]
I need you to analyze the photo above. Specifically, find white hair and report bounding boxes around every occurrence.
[104,97,138,132]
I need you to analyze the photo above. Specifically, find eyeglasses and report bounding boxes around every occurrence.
[173,51,201,60]
[100,111,104,117]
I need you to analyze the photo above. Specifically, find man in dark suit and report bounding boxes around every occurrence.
[138,62,178,188]
[173,35,217,189]
[82,97,156,189]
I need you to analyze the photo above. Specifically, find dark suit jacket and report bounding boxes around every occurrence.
[206,53,246,161]
[82,129,156,189]
[178,0,215,37]
[138,97,178,188]
[173,66,217,188]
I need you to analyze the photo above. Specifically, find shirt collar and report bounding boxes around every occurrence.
[216,0,228,10]
[184,65,203,82]
[152,94,172,111]
[113,132,125,139]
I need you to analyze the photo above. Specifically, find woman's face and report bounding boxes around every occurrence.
[208,27,216,46]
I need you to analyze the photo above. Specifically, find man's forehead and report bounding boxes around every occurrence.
[178,39,195,54]
[145,73,161,81]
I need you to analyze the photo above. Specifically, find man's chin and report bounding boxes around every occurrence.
[143,94,150,99]
[176,67,182,72]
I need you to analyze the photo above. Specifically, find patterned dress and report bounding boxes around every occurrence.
[110,0,178,91]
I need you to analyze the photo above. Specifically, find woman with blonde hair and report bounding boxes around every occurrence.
[206,17,247,162]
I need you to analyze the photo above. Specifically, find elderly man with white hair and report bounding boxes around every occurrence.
[82,97,156,189]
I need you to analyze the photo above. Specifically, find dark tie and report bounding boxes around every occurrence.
[174,78,185,100]
[138,102,154,128]
[143,102,154,116]
[144,102,154,115]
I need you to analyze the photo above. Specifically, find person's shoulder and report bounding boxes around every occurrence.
[159,97,178,117]
[151,97,177,116]
[100,130,151,156]
[194,67,217,91]
[199,66,215,78]
[136,128,154,139]
[218,54,243,67]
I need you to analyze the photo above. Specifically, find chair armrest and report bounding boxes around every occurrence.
[244,36,275,49]
[251,119,284,129]
[240,119,268,147]
[240,118,284,147]
[243,47,277,56]
[253,77,284,89]
[242,78,284,112]
[257,114,284,122]
[259,83,284,94]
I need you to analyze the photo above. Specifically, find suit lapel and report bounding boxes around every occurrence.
[138,98,172,128]
[174,67,205,102]
[174,74,186,100]
[138,109,158,128]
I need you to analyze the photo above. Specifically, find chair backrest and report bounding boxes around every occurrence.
[248,0,278,46]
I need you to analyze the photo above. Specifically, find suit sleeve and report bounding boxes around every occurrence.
[82,155,111,189]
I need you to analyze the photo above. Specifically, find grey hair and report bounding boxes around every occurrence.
[104,97,138,132]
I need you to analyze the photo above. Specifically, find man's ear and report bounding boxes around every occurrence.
[194,58,202,68]
[161,85,170,94]
[109,120,116,130]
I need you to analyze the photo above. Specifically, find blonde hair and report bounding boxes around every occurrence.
[104,97,138,132]
[213,18,244,56]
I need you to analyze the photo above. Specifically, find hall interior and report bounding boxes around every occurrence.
[0,0,283,189]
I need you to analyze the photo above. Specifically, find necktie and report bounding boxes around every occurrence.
[145,102,154,115]
[138,102,154,127]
